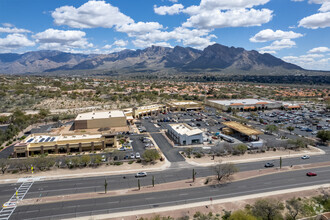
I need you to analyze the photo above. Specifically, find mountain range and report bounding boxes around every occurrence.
[0,43,312,75]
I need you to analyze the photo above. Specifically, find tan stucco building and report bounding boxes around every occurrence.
[74,110,127,130]
[167,101,203,112]
[132,104,167,118]
[14,133,117,157]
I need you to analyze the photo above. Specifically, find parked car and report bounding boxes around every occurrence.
[301,155,310,159]
[264,162,274,168]
[306,172,317,176]
[130,153,135,159]
[135,172,147,177]
[101,155,107,162]
[135,152,141,159]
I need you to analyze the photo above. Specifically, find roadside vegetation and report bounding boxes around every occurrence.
[0,151,162,175]
[135,189,330,220]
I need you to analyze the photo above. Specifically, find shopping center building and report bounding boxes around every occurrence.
[14,133,117,157]
[167,101,203,112]
[206,99,282,111]
[167,123,203,145]
[74,110,127,130]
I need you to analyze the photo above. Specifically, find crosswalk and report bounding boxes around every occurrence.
[0,178,35,220]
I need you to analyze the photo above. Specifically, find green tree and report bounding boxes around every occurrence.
[266,124,279,134]
[0,158,9,174]
[38,109,50,118]
[142,149,161,163]
[193,211,219,220]
[251,199,284,220]
[80,155,91,167]
[33,156,55,171]
[316,130,330,143]
[229,210,257,220]
[213,163,238,183]
[285,197,305,220]
[286,126,294,134]
[233,144,248,155]
[287,138,308,149]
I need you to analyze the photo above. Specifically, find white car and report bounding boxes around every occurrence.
[135,152,141,159]
[130,153,135,159]
[135,172,147,177]
[101,155,106,162]
[301,155,310,159]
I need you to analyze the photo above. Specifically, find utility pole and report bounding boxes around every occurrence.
[138,179,141,190]
[280,157,282,169]
[104,179,108,194]
[152,175,155,187]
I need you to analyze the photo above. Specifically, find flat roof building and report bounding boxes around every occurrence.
[167,101,203,111]
[167,123,203,145]
[74,110,127,130]
[132,104,167,118]
[206,99,282,111]
[14,133,117,157]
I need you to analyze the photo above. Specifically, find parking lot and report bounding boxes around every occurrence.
[237,108,329,138]
[129,103,329,162]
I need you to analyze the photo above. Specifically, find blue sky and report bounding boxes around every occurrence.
[0,0,329,70]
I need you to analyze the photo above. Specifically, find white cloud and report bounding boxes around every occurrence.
[250,29,303,42]
[198,0,270,10]
[103,44,112,49]
[52,0,133,28]
[168,0,178,2]
[298,1,330,28]
[116,22,163,35]
[259,50,277,54]
[113,40,128,47]
[319,2,330,12]
[0,34,35,50]
[183,8,273,29]
[260,39,296,51]
[34,29,93,51]
[283,55,330,70]
[300,53,324,58]
[2,23,14,28]
[0,26,31,33]
[308,46,330,53]
[102,39,128,50]
[132,39,172,48]
[154,4,184,15]
[132,27,216,49]
[299,11,330,28]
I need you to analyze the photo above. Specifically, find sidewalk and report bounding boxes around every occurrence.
[185,145,325,167]
[0,159,171,184]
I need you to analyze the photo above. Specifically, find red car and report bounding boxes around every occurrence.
[306,172,317,176]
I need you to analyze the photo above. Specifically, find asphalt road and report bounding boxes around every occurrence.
[150,133,185,162]
[0,151,329,207]
[9,166,330,220]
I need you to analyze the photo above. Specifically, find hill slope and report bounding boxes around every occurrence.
[0,44,306,74]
